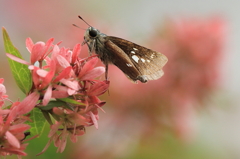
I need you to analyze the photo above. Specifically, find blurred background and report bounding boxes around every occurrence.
[0,0,239,159]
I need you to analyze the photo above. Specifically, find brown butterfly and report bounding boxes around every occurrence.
[78,16,168,83]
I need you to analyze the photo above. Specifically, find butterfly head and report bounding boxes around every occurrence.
[85,27,100,39]
[84,26,108,47]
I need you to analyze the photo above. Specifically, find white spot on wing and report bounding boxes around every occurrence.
[126,63,132,67]
[141,58,145,63]
[132,55,139,63]
[150,53,155,59]
[133,48,138,51]
[131,51,135,54]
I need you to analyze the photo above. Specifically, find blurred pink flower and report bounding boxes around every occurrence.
[153,17,225,139]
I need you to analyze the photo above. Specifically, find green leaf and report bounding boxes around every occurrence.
[58,97,85,105]
[27,108,46,136]
[2,27,32,94]
[41,110,53,125]
[38,100,75,111]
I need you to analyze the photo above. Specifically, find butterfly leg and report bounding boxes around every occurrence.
[81,38,87,46]
[104,64,109,81]
[88,39,96,56]
[82,39,95,56]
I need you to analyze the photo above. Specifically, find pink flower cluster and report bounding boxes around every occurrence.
[2,38,109,157]
[0,79,31,157]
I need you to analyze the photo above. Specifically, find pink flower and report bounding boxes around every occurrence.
[0,100,32,157]
[26,37,54,64]
[4,36,110,156]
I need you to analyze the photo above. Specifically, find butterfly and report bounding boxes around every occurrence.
[78,16,168,83]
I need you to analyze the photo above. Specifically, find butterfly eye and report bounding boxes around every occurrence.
[89,29,98,37]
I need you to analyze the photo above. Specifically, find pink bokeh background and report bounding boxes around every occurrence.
[0,1,238,159]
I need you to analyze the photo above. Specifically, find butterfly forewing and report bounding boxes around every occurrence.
[108,36,168,81]
[104,39,142,82]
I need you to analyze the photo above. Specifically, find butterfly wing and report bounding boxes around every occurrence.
[105,36,168,82]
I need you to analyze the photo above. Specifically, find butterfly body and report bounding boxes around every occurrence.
[83,26,168,83]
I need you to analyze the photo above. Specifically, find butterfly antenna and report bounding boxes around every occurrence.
[72,24,86,30]
[78,15,92,27]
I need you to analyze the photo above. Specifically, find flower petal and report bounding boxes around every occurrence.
[57,55,71,68]
[9,124,31,133]
[31,42,45,64]
[53,66,72,83]
[6,53,30,65]
[81,66,105,80]
[17,92,40,115]
[78,57,98,79]
[71,43,81,64]
[88,81,109,96]
[26,37,34,53]
[60,79,80,90]
[43,85,52,106]
[5,131,20,148]
[89,111,98,129]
